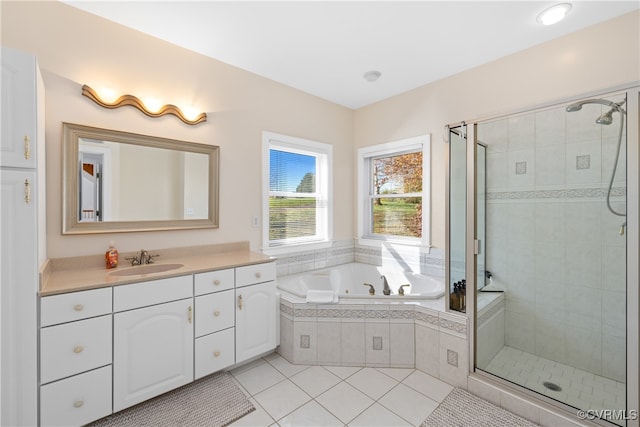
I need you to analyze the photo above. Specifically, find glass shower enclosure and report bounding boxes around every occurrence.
[447,90,638,426]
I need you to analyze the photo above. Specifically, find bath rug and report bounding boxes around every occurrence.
[89,371,255,427]
[421,387,538,427]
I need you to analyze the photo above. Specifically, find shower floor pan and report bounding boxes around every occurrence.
[484,346,625,426]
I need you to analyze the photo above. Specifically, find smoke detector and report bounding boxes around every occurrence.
[363,70,382,82]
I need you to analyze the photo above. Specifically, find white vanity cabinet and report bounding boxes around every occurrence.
[38,260,277,426]
[113,275,193,412]
[38,289,113,427]
[235,263,278,364]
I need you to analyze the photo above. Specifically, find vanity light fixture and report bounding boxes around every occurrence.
[536,3,572,26]
[81,85,207,125]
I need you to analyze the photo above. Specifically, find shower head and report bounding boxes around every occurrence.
[596,109,615,125]
[565,98,626,125]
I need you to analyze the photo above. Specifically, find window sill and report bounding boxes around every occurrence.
[262,240,332,256]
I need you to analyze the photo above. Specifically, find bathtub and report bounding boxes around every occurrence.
[277,263,445,301]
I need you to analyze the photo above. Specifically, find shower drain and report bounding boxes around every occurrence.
[543,381,562,392]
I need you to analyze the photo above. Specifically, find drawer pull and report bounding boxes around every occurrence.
[213,279,221,286]
[73,345,84,354]
[213,351,221,358]
[73,400,84,409]
[238,294,243,310]
[188,305,193,324]
[73,304,84,312]
[213,310,220,317]
[255,272,262,279]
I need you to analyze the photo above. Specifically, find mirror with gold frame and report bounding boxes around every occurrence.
[62,122,219,234]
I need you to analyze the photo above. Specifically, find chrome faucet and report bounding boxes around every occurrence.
[381,275,391,295]
[362,283,375,295]
[398,284,410,296]
[126,249,159,266]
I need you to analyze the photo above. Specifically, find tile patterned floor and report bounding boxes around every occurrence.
[484,346,625,426]
[228,352,453,427]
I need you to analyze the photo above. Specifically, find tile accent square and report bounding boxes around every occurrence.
[447,349,458,367]
[576,154,591,170]
[373,336,383,351]
[515,161,527,175]
[300,334,310,349]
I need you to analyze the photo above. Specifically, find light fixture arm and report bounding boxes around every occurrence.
[81,85,207,125]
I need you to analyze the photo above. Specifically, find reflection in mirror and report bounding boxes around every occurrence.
[63,123,219,234]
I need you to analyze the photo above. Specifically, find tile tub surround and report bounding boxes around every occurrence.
[278,297,470,389]
[274,239,445,278]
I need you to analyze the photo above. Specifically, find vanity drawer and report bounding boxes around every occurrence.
[40,315,112,384]
[194,268,234,296]
[195,289,234,337]
[195,328,235,379]
[113,275,192,312]
[235,262,276,288]
[40,365,112,427]
[40,287,112,327]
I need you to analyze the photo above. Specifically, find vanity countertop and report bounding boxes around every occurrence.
[40,242,274,296]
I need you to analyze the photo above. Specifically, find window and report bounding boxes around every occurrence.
[358,135,430,246]
[262,131,332,253]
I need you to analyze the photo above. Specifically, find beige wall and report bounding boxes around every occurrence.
[1,1,354,257]
[2,2,638,257]
[354,10,639,249]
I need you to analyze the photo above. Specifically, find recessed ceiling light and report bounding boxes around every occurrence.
[363,70,382,82]
[536,3,572,26]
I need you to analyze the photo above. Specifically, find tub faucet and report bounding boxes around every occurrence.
[362,283,375,295]
[381,275,391,295]
[398,284,410,296]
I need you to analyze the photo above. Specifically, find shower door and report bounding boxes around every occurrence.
[474,91,631,426]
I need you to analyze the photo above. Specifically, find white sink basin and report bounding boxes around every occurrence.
[109,263,184,277]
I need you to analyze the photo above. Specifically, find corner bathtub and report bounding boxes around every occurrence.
[277,263,445,301]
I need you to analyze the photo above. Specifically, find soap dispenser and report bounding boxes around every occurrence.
[105,241,119,269]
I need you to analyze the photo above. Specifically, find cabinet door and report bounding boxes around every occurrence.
[1,47,38,169]
[113,298,194,412]
[1,169,38,427]
[235,281,277,364]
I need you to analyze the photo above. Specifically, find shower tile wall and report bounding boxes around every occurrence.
[480,101,626,383]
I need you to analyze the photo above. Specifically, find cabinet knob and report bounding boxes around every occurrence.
[213,310,220,317]
[255,272,262,279]
[73,400,84,409]
[213,279,221,286]
[213,351,221,358]
[73,304,84,312]
[73,345,84,354]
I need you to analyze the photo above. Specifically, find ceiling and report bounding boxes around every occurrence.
[63,1,639,109]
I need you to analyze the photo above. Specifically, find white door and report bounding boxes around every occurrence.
[235,281,277,363]
[1,47,37,169]
[113,298,193,412]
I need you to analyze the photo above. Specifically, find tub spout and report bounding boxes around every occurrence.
[363,283,375,295]
[398,284,410,296]
[381,275,391,295]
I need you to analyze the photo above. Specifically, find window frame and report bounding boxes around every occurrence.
[262,131,333,255]
[357,134,431,248]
